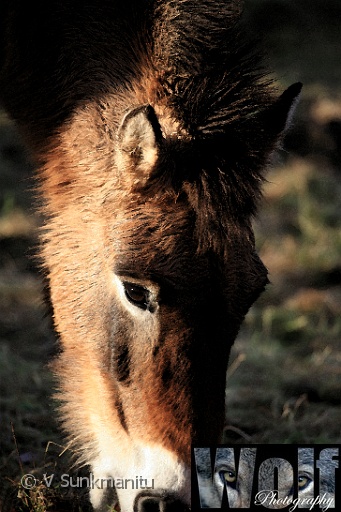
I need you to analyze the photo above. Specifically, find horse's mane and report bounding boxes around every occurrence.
[153,0,273,134]
[144,0,280,253]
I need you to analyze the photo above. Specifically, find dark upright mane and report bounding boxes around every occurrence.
[153,0,272,135]
[137,0,298,255]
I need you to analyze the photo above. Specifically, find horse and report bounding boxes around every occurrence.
[0,1,301,510]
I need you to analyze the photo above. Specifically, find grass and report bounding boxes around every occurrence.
[223,158,341,445]
[1,1,341,510]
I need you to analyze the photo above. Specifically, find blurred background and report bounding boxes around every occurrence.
[225,0,341,442]
[0,0,340,510]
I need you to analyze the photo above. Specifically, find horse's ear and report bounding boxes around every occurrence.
[263,82,303,144]
[117,105,163,181]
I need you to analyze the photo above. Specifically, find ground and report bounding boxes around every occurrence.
[0,1,340,510]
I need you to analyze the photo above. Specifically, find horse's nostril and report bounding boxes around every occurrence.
[138,496,161,512]
[135,492,190,512]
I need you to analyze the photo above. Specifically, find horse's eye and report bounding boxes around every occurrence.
[123,282,149,310]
